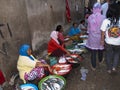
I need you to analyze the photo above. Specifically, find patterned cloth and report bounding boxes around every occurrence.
[24,67,44,81]
[24,59,46,81]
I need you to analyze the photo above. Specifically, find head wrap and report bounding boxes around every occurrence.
[88,2,105,32]
[50,31,59,44]
[19,44,30,56]
[19,44,34,60]
[93,2,101,14]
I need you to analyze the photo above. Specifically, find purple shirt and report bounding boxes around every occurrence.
[86,12,105,50]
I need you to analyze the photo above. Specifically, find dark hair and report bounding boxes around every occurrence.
[106,2,120,24]
[56,25,62,32]
[73,22,77,26]
[80,20,85,24]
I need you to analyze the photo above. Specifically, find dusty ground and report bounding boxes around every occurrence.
[65,52,120,90]
[2,52,120,90]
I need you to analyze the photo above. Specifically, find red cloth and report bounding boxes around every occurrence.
[66,0,71,23]
[58,32,64,45]
[48,39,66,54]
[58,32,64,42]
[0,70,5,85]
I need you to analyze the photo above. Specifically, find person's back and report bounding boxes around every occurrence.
[86,2,105,70]
[101,2,120,45]
[86,2,105,49]
[101,1,120,73]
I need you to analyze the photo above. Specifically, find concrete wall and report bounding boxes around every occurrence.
[25,0,84,54]
[0,0,84,80]
[0,0,30,80]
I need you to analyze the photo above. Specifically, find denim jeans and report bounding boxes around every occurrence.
[105,43,120,70]
[90,50,103,68]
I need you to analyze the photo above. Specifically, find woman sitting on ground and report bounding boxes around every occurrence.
[78,20,87,34]
[56,25,64,46]
[68,22,81,41]
[17,44,51,83]
[48,30,70,57]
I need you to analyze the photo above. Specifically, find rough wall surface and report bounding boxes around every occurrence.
[25,0,84,53]
[0,0,30,80]
[0,0,84,80]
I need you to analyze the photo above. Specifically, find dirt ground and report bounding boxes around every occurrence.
[2,52,120,90]
[65,52,120,90]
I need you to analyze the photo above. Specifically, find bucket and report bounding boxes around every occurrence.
[49,57,57,66]
[20,83,38,90]
[38,75,66,90]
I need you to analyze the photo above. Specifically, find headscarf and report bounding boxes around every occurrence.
[88,2,105,32]
[19,44,34,60]
[93,2,101,14]
[50,31,59,44]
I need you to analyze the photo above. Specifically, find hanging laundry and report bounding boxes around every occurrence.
[65,0,71,22]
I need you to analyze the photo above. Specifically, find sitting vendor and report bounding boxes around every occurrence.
[48,31,70,57]
[78,20,87,34]
[17,44,51,83]
[68,22,81,41]
[56,25,65,46]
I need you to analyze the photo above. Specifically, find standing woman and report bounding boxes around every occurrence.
[101,2,120,73]
[86,2,105,70]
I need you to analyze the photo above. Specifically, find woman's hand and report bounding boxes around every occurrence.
[36,62,45,67]
[36,62,52,72]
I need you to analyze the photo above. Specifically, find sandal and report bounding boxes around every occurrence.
[91,66,96,71]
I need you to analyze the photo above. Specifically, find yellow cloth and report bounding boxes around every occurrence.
[17,55,38,83]
[69,35,80,41]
